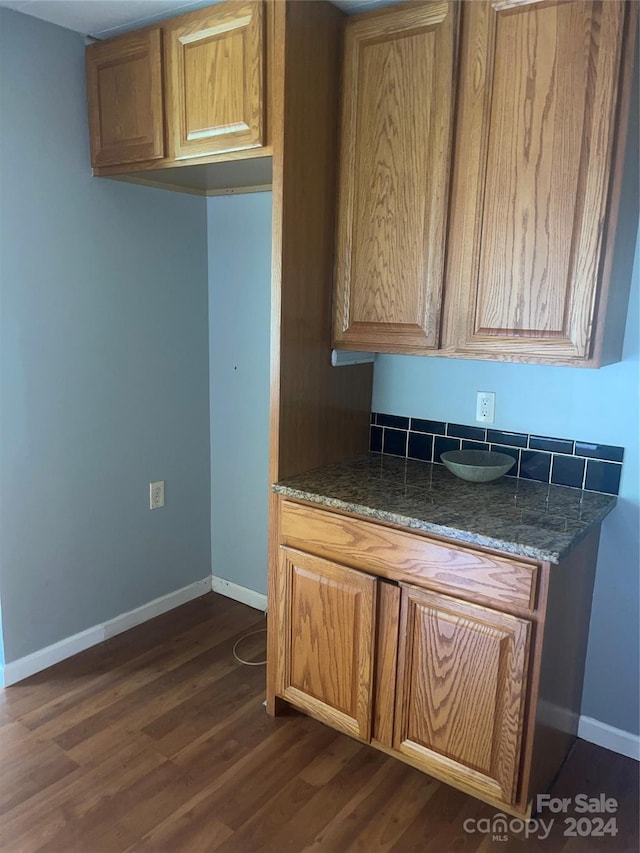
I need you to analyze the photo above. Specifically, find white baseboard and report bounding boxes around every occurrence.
[520,700,638,761]
[211,575,267,612]
[578,715,640,761]
[0,577,212,687]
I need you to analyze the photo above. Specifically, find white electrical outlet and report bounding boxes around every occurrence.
[150,481,165,510]
[476,391,496,424]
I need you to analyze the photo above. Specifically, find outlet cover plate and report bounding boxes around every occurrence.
[150,481,165,510]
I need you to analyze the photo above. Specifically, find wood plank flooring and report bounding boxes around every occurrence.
[0,592,637,852]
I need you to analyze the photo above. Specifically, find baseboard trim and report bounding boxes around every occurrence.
[211,575,267,612]
[578,716,640,761]
[0,577,212,687]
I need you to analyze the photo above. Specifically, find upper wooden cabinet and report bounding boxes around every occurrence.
[333,0,636,366]
[86,28,164,167]
[333,1,459,353]
[442,0,632,364]
[164,1,264,160]
[85,0,268,176]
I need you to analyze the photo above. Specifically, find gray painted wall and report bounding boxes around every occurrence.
[207,193,271,596]
[0,9,211,662]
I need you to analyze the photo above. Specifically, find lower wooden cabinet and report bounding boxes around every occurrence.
[276,544,530,806]
[280,548,530,803]
[393,584,530,805]
[269,499,601,817]
[278,547,377,741]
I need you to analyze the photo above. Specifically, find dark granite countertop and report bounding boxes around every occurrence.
[273,453,618,564]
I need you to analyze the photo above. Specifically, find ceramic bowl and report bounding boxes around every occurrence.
[440,449,515,483]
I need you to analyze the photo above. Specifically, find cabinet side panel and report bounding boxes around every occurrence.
[594,6,638,366]
[273,0,373,481]
[527,526,601,803]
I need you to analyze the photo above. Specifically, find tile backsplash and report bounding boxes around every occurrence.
[370,413,624,496]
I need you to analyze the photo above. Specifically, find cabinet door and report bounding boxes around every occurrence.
[86,28,164,168]
[165,0,264,160]
[278,547,377,741]
[333,2,458,353]
[394,585,530,805]
[442,0,628,362]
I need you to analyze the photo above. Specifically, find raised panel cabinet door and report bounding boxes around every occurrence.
[394,585,531,805]
[442,0,629,362]
[278,547,377,741]
[86,28,164,168]
[333,2,459,353]
[164,0,264,159]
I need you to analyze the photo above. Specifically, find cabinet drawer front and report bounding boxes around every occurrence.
[281,501,537,611]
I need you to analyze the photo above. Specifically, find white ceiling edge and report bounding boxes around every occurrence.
[0,0,398,39]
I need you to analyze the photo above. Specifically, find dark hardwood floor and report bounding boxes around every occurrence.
[0,593,637,852]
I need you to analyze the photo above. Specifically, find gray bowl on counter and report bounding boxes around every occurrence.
[440,449,515,483]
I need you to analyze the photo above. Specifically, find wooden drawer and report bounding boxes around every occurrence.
[280,500,538,611]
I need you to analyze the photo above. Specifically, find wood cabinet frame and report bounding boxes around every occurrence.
[87,0,280,195]
[268,496,603,819]
[331,0,637,366]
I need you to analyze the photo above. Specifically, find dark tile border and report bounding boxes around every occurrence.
[370,413,624,496]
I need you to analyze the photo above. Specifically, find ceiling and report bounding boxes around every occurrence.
[0,0,394,39]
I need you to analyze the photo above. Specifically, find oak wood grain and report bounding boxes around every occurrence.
[372,580,401,747]
[164,0,264,160]
[393,584,531,805]
[278,547,377,741]
[269,0,373,486]
[267,0,373,714]
[90,1,277,183]
[334,1,458,353]
[280,500,539,612]
[442,0,629,363]
[86,27,164,168]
